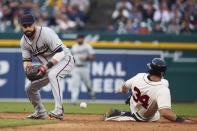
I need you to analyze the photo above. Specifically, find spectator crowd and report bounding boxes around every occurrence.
[109,0,197,34]
[0,0,90,32]
[0,0,197,34]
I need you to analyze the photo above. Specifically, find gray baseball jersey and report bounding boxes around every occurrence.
[20,26,74,114]
[20,26,71,63]
[71,42,95,66]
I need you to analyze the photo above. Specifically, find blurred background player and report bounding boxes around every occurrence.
[104,58,195,123]
[70,34,96,104]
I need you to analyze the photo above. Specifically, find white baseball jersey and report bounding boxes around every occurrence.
[20,26,71,64]
[125,73,171,120]
[71,42,95,66]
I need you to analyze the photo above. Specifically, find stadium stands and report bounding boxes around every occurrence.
[0,0,196,34]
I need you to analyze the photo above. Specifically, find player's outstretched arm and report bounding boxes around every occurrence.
[115,85,129,93]
[159,108,196,124]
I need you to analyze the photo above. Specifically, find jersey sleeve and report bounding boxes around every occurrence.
[156,86,171,110]
[44,27,63,52]
[20,38,32,61]
[125,77,133,88]
[125,73,140,88]
[22,50,31,61]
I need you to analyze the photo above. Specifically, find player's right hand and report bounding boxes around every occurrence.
[25,64,33,73]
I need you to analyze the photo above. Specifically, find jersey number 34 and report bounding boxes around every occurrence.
[133,87,150,109]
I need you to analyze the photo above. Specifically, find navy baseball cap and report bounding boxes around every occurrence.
[77,34,85,38]
[20,14,35,25]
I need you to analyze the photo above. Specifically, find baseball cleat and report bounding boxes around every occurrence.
[104,109,125,121]
[25,111,48,120]
[48,111,64,120]
[105,109,122,118]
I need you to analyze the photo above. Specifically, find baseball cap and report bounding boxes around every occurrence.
[20,14,35,25]
[77,34,85,38]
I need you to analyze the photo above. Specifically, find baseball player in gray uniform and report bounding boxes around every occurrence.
[20,14,75,120]
[70,34,96,104]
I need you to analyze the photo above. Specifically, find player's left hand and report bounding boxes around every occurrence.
[183,118,197,124]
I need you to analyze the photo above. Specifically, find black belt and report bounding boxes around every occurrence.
[76,65,85,67]
[132,112,148,122]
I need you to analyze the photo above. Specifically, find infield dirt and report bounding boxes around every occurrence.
[0,113,197,131]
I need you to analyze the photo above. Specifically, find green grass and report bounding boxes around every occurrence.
[172,104,197,116]
[0,102,130,114]
[0,101,131,128]
[0,101,196,128]
[0,102,196,116]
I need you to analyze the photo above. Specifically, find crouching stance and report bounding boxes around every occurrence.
[20,14,74,120]
[104,58,195,123]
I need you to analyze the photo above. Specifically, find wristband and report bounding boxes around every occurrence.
[175,116,185,122]
[46,61,54,69]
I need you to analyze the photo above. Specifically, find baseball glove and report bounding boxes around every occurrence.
[25,65,46,81]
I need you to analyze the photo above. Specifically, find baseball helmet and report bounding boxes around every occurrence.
[147,58,167,76]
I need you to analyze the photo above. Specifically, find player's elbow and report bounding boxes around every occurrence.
[52,51,65,62]
[159,109,169,117]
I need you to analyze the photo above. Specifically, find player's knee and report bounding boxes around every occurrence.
[25,85,32,94]
[25,84,36,94]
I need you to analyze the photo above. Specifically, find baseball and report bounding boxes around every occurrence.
[80,102,87,108]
